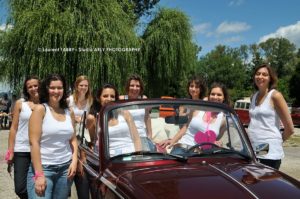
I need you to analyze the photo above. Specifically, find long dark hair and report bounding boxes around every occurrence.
[187,75,206,99]
[39,74,68,109]
[89,83,119,117]
[22,75,40,101]
[208,82,230,106]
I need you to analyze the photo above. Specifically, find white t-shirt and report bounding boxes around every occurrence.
[40,104,74,165]
[14,102,32,152]
[248,89,283,160]
[179,111,223,146]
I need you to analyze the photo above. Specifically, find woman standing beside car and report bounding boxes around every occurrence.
[248,64,294,169]
[6,75,40,199]
[27,74,78,198]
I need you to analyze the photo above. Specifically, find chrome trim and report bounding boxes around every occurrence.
[100,176,124,199]
[209,164,259,199]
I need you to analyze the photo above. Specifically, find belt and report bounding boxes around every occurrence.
[173,143,192,150]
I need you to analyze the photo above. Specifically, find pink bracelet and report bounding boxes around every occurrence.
[5,150,12,161]
[33,171,44,181]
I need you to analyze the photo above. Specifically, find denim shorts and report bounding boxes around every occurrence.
[27,161,72,199]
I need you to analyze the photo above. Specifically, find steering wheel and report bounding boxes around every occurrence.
[187,142,219,153]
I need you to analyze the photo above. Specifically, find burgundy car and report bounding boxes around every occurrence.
[78,99,300,199]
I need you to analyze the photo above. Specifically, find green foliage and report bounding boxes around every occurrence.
[259,37,296,78]
[196,45,247,93]
[289,61,300,105]
[142,8,198,97]
[1,0,141,92]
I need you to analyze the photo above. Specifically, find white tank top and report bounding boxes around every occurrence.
[68,95,90,118]
[248,89,283,159]
[109,115,135,156]
[179,111,223,146]
[14,102,32,152]
[128,109,147,137]
[40,104,74,165]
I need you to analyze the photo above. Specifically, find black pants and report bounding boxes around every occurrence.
[74,172,90,199]
[14,152,31,199]
[258,158,281,170]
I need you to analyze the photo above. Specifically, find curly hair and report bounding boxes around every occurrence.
[187,75,207,99]
[39,74,68,109]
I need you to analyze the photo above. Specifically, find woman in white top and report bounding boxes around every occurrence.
[68,75,93,199]
[248,64,294,169]
[160,82,229,155]
[119,74,154,151]
[7,75,40,199]
[68,75,93,124]
[27,74,77,199]
[87,84,142,156]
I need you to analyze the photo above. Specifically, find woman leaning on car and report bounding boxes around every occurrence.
[248,64,294,169]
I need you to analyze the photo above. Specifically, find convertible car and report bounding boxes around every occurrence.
[78,99,300,199]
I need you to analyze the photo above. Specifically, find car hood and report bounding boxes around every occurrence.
[113,163,300,199]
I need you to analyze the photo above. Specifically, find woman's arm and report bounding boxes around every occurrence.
[144,108,153,139]
[68,110,78,179]
[7,100,22,162]
[86,114,96,145]
[272,91,294,141]
[29,104,47,196]
[123,110,142,151]
[159,111,196,149]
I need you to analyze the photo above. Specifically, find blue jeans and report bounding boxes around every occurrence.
[27,161,72,199]
[141,137,156,151]
[170,146,188,155]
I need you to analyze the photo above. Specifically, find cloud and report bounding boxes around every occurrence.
[223,36,243,43]
[0,23,13,31]
[216,21,251,34]
[259,21,300,47]
[192,23,211,34]
[228,0,244,7]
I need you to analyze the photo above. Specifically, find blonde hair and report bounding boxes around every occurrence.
[73,75,93,106]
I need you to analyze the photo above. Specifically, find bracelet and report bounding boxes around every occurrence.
[33,171,44,181]
[5,150,12,161]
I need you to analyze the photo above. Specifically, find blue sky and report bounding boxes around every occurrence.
[1,0,299,57]
[158,0,300,56]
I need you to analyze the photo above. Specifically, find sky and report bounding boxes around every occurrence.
[0,0,300,57]
[158,0,300,56]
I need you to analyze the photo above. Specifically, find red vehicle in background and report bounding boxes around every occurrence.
[234,97,251,126]
[291,107,300,126]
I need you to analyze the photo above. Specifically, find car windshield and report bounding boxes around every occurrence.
[100,101,252,162]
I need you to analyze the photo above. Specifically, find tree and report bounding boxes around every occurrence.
[142,8,199,97]
[0,0,141,92]
[259,37,296,78]
[289,61,300,105]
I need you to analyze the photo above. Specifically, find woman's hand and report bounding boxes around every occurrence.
[67,160,77,179]
[35,176,47,197]
[158,139,172,149]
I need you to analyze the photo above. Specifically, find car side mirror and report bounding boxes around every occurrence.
[255,143,269,156]
[165,116,188,124]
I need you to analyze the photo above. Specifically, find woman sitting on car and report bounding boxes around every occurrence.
[159,82,229,155]
[87,83,142,156]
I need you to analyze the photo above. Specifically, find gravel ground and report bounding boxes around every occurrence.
[1,128,299,199]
